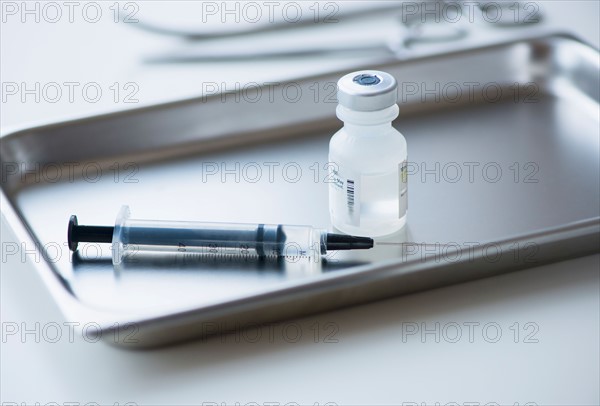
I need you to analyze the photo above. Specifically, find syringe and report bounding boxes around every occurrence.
[68,206,373,265]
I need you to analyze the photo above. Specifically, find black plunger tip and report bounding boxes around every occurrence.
[68,215,79,251]
[326,233,374,251]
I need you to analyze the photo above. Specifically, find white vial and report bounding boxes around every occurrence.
[329,70,408,237]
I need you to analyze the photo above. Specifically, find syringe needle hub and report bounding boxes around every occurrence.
[325,233,373,250]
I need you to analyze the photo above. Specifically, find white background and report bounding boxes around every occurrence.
[1,1,599,405]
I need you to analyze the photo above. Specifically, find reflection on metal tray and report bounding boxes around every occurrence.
[1,34,599,348]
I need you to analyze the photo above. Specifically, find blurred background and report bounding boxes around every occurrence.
[1,1,599,129]
[1,1,599,405]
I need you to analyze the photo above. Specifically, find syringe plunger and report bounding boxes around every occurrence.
[68,206,374,265]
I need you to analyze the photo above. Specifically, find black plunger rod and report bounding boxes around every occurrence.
[68,215,113,251]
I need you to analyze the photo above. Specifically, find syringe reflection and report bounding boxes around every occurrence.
[72,249,370,276]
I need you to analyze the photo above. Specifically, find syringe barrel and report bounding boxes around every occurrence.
[112,206,326,265]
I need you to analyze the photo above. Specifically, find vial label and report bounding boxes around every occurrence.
[330,162,406,228]
[399,160,408,218]
[330,165,361,226]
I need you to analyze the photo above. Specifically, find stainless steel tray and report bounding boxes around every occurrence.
[2,34,599,348]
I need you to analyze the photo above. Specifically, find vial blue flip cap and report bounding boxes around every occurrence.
[337,70,398,112]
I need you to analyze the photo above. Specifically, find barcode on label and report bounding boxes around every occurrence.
[346,179,355,213]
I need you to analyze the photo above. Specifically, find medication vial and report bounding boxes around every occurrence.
[329,71,408,237]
